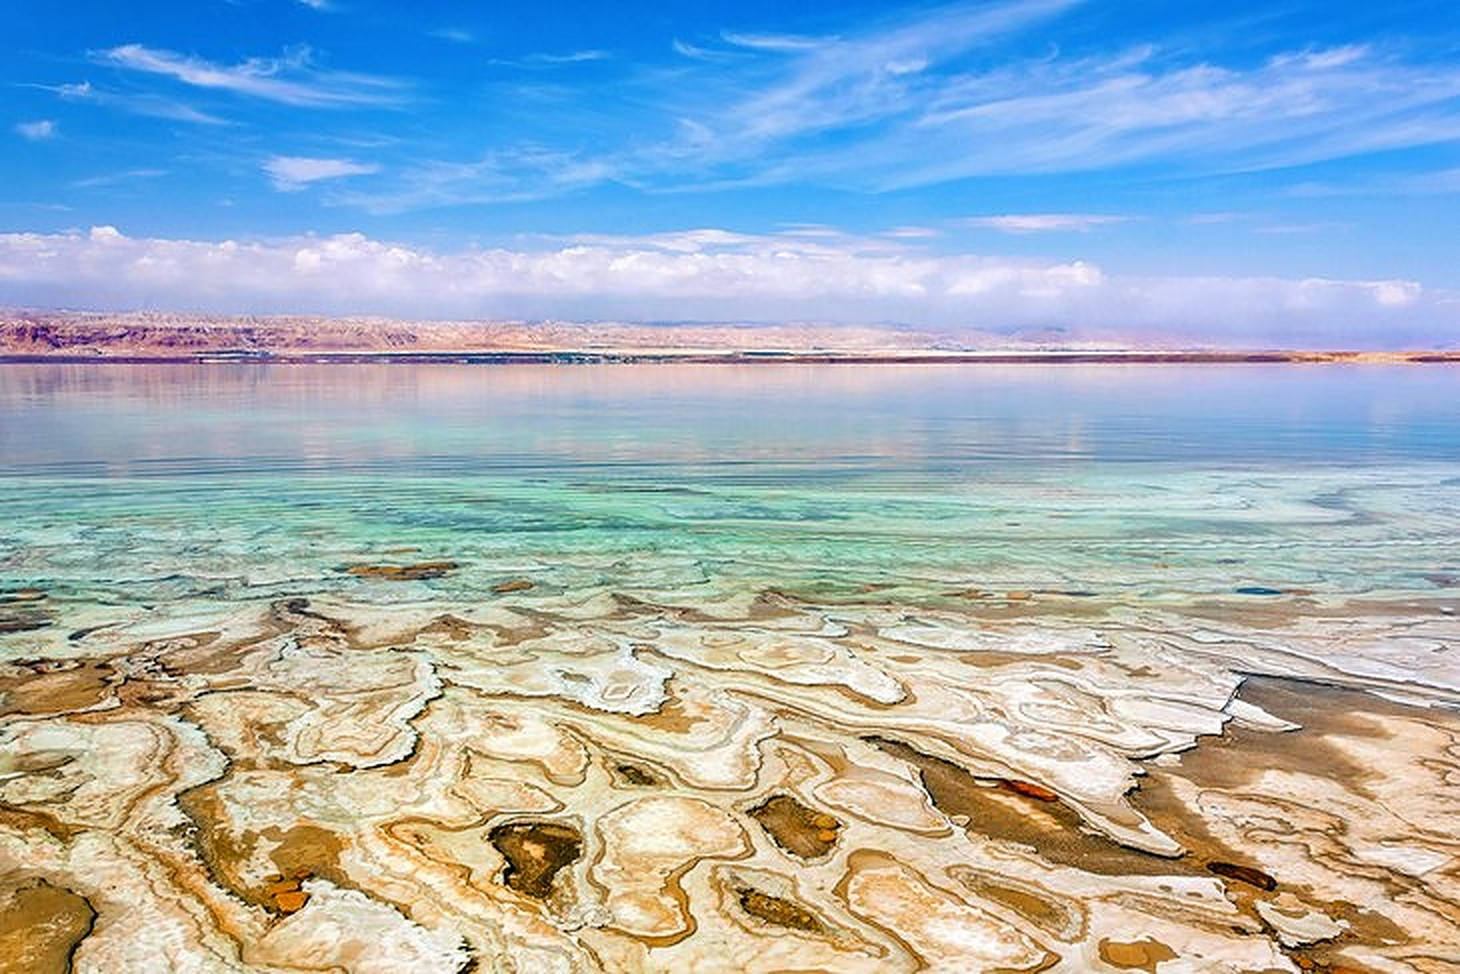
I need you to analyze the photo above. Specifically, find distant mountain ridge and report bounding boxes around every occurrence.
[2,310,1455,363]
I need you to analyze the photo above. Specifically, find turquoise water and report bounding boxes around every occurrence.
[2,363,1458,609]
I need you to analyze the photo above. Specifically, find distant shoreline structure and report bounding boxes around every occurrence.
[4,350,1458,365]
[3,310,1456,364]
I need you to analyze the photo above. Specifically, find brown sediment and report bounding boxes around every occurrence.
[1289,957,1369,974]
[1131,676,1437,960]
[1207,861,1277,891]
[1000,779,1060,802]
[154,631,268,678]
[747,795,842,860]
[271,888,309,913]
[175,781,257,905]
[607,593,714,623]
[176,783,348,914]
[0,659,114,716]
[0,807,87,842]
[488,821,583,899]
[0,879,96,974]
[1151,677,1404,790]
[265,824,347,892]
[735,886,826,933]
[419,615,476,642]
[947,867,1082,938]
[610,762,665,787]
[343,561,459,581]
[633,693,706,735]
[261,869,312,913]
[871,737,1199,877]
[492,579,534,594]
[1098,937,1178,972]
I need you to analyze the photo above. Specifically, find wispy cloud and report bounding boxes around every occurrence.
[15,120,57,141]
[333,147,617,213]
[872,42,1460,186]
[428,27,475,44]
[369,0,1078,207]
[721,31,828,52]
[373,0,1460,206]
[264,155,379,190]
[963,213,1131,232]
[0,227,1449,348]
[535,50,610,64]
[1253,221,1350,235]
[296,0,332,10]
[98,44,406,107]
[1288,167,1460,197]
[71,168,169,189]
[490,49,612,67]
[29,80,228,124]
[671,39,735,62]
[1187,211,1245,225]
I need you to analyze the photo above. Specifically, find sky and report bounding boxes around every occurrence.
[4,0,1459,345]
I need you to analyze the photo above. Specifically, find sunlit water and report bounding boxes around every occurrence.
[2,363,1458,609]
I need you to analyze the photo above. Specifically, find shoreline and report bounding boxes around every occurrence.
[4,349,1459,365]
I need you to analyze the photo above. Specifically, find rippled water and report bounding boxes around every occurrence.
[2,363,1458,605]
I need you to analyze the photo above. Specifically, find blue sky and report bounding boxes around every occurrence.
[4,0,1459,344]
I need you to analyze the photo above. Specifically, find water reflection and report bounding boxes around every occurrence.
[1,363,1457,479]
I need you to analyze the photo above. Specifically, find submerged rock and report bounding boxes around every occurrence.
[492,579,534,593]
[342,561,459,581]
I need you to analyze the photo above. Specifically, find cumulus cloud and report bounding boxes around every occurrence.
[15,120,57,141]
[0,227,1451,348]
[264,155,380,190]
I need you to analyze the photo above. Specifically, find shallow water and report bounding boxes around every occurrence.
[3,363,1458,606]
[1,363,1458,973]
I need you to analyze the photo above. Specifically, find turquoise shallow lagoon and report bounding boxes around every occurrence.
[2,363,1457,607]
[2,363,1459,973]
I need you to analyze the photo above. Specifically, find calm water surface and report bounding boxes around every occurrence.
[2,363,1457,606]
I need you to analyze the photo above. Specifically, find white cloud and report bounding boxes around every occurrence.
[428,27,475,44]
[297,0,332,9]
[98,44,405,107]
[0,226,1449,348]
[331,147,620,213]
[15,120,57,141]
[71,168,169,189]
[360,1,1460,206]
[491,50,612,67]
[36,80,227,124]
[721,31,829,52]
[671,39,733,61]
[264,156,379,190]
[963,213,1130,232]
[884,226,940,238]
